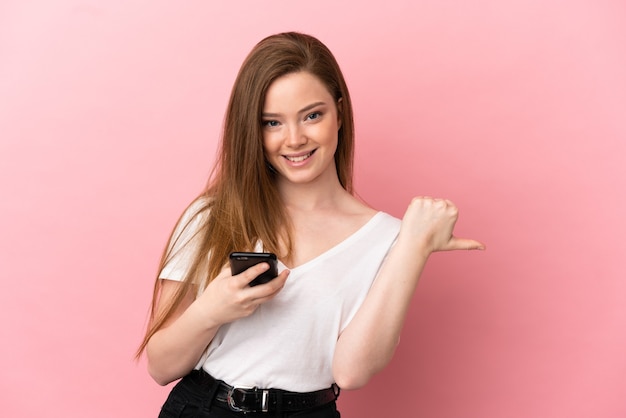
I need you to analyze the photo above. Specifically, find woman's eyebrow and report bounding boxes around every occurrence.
[262,101,327,118]
[298,101,326,114]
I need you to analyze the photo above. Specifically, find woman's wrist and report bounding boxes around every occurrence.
[395,231,433,260]
[187,299,222,332]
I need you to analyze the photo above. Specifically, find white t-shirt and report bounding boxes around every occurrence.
[160,207,401,392]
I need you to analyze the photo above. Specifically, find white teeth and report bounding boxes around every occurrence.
[285,151,312,162]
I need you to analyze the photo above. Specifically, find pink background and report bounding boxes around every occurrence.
[1,1,625,417]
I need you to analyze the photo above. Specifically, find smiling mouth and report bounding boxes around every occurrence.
[284,150,315,163]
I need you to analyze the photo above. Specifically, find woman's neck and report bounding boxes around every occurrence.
[276,173,350,212]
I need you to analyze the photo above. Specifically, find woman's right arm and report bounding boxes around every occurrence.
[146,263,289,386]
[146,278,218,386]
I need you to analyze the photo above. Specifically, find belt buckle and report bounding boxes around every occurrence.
[227,386,270,413]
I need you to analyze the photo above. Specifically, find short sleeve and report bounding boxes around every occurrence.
[158,199,208,282]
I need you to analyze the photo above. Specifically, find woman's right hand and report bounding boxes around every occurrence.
[195,263,290,327]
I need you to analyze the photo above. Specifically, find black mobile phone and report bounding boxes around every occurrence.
[229,252,278,287]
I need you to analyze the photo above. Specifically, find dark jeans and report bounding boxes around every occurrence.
[158,372,341,418]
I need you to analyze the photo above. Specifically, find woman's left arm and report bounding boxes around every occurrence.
[332,197,485,390]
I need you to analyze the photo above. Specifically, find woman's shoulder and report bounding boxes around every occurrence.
[169,195,213,238]
[180,194,212,218]
[347,197,401,231]
[334,199,401,236]
[342,196,401,225]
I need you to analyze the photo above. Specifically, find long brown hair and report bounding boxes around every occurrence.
[137,32,355,356]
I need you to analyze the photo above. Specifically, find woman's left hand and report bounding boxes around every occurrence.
[399,196,485,256]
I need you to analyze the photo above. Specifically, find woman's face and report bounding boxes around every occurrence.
[261,71,342,189]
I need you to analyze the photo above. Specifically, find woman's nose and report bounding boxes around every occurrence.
[285,124,307,147]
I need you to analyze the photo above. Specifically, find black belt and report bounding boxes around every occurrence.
[187,369,340,413]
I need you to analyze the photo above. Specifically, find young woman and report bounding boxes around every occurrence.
[138,32,484,418]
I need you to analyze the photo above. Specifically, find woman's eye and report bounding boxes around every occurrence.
[306,112,321,121]
[264,120,280,128]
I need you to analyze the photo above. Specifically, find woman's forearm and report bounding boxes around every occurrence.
[146,301,220,386]
[145,265,289,385]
